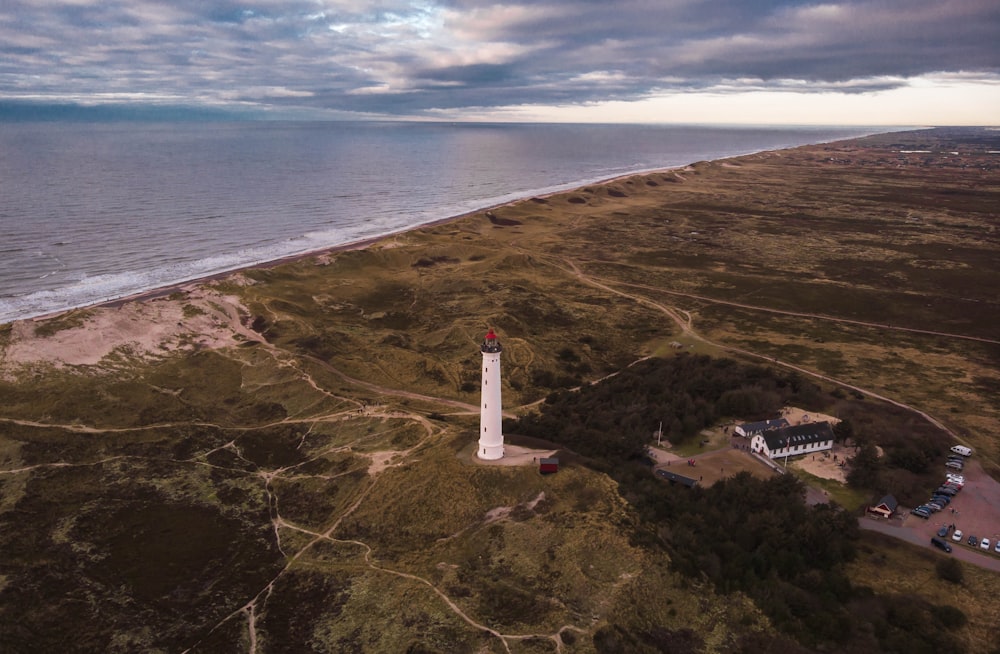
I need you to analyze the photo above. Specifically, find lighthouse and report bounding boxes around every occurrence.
[478,328,504,460]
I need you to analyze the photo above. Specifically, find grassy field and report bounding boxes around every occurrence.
[1,127,998,652]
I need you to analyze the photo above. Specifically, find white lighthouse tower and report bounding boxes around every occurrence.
[478,328,504,460]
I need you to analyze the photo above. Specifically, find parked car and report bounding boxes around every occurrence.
[911,507,931,518]
[981,538,991,551]
[946,473,965,483]
[931,537,953,553]
[952,529,963,542]
[930,495,951,505]
[968,535,979,546]
[950,445,973,457]
[935,487,958,496]
[937,525,950,538]
[946,461,964,470]
[995,541,1000,554]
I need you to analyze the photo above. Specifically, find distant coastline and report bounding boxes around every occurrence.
[0,122,888,324]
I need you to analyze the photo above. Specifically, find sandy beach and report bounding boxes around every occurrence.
[2,161,687,371]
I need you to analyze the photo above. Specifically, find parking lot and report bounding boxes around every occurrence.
[902,457,1000,561]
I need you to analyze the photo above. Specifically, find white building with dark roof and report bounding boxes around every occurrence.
[750,422,835,460]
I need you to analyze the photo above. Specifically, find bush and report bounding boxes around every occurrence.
[935,557,964,585]
[936,604,968,630]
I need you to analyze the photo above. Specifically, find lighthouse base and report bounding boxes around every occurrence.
[477,441,504,460]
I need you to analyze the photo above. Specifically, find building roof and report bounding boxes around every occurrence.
[737,418,789,434]
[539,457,559,465]
[481,328,502,353]
[874,494,898,511]
[655,469,699,487]
[761,421,835,451]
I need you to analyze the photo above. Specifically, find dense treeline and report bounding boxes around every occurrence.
[509,354,968,653]
[511,354,825,460]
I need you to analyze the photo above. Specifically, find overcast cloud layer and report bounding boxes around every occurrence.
[1,0,998,120]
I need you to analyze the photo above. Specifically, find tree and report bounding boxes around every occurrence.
[833,418,855,444]
[846,441,881,489]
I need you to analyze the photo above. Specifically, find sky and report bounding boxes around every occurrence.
[1,0,998,125]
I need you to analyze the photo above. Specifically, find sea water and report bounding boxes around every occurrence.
[0,121,880,323]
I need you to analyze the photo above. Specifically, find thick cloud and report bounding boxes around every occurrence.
[1,0,997,116]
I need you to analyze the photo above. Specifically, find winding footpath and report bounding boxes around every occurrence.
[3,244,997,651]
[546,255,967,442]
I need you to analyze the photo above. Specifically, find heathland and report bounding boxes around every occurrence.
[0,127,998,653]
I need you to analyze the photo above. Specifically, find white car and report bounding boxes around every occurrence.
[946,474,965,484]
[952,529,963,542]
[981,538,991,551]
[995,541,1000,554]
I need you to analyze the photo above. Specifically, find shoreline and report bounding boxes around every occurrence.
[12,129,894,324]
[22,163,690,322]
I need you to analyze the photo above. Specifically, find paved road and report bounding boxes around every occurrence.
[859,518,1000,572]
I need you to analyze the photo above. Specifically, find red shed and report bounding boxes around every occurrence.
[539,457,559,474]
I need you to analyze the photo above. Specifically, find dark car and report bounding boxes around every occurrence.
[937,525,950,538]
[931,537,953,553]
[968,535,979,546]
[911,506,931,518]
[930,495,951,506]
[935,487,958,496]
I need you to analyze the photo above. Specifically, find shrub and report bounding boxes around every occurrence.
[935,557,964,585]
[936,604,967,630]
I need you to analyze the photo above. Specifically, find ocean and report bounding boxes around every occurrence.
[0,121,881,323]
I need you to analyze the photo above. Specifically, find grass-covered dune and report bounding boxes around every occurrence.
[1,127,998,652]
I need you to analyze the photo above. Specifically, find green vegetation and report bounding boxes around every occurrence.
[509,354,974,652]
[1,128,999,652]
[936,557,965,585]
[30,309,91,337]
[513,355,824,460]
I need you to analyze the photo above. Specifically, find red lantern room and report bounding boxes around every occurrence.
[481,328,502,353]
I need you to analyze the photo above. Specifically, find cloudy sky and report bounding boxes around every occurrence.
[2,0,998,124]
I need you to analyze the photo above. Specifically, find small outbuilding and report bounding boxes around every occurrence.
[539,457,559,474]
[734,418,790,438]
[868,494,899,519]
[655,469,699,488]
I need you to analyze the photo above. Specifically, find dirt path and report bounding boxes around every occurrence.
[613,278,1000,347]
[548,256,963,442]
[7,237,991,651]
